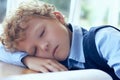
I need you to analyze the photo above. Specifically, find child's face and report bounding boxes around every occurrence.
[17,13,72,61]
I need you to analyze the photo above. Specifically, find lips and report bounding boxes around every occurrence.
[52,45,58,57]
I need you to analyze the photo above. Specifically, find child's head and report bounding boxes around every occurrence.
[1,1,72,61]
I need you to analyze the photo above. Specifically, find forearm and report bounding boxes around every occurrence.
[0,43,27,67]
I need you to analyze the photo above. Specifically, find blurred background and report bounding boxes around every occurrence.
[0,0,120,30]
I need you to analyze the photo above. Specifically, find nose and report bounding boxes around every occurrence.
[38,41,49,52]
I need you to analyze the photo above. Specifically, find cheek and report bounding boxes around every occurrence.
[17,37,34,53]
[45,29,57,41]
[48,32,60,42]
[17,41,28,52]
[45,26,68,43]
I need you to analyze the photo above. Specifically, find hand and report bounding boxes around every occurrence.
[22,56,68,73]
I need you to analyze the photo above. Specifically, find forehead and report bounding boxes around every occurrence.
[20,15,56,32]
[19,16,41,34]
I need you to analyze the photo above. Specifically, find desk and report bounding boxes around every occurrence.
[0,61,37,77]
[1,69,113,80]
[0,61,113,80]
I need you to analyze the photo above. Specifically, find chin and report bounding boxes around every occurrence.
[54,52,68,61]
[55,56,67,61]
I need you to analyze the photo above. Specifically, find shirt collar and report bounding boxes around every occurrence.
[68,24,85,63]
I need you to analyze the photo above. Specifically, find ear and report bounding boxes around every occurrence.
[53,12,65,24]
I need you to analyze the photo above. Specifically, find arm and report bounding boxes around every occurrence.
[0,43,67,72]
[0,43,27,67]
[22,56,68,72]
[95,27,120,79]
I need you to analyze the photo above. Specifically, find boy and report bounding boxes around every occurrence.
[1,1,120,80]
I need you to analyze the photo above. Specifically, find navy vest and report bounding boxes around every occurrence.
[82,25,120,80]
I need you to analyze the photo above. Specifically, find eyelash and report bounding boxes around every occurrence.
[40,29,45,37]
[33,46,37,56]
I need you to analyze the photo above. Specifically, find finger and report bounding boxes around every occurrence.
[32,66,50,73]
[44,64,61,72]
[45,61,67,71]
[55,62,68,71]
[52,61,68,71]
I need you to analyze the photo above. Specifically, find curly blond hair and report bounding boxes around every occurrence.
[1,0,58,52]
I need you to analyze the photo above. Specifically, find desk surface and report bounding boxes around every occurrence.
[0,61,37,77]
[0,61,113,80]
[0,69,113,80]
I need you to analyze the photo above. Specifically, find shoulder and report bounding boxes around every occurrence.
[95,25,120,59]
[0,42,5,49]
[95,26,120,43]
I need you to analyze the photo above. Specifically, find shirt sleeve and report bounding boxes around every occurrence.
[0,43,27,67]
[95,27,120,79]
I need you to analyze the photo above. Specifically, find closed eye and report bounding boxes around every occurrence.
[40,28,45,37]
[33,46,37,56]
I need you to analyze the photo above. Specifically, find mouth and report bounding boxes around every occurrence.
[52,45,58,57]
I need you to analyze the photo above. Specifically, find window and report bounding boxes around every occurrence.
[0,0,7,23]
[69,0,120,29]
[0,0,7,34]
